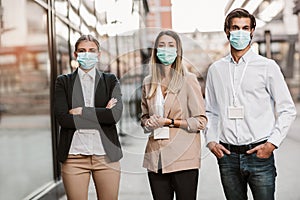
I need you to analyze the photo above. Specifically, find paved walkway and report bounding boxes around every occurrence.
[60,103,300,200]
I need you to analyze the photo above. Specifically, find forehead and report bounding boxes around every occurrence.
[77,41,98,49]
[231,17,251,27]
[158,35,176,44]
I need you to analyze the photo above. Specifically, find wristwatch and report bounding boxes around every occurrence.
[169,119,174,128]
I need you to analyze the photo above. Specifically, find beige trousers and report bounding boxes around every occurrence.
[61,155,120,200]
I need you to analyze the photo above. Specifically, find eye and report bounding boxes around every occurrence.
[89,49,98,53]
[77,49,87,53]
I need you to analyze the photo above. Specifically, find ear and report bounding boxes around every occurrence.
[74,52,78,59]
[250,28,255,38]
[226,30,230,40]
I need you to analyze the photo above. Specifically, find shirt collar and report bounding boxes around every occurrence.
[228,48,254,64]
[78,67,96,80]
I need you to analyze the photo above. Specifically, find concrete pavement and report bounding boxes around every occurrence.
[60,103,300,200]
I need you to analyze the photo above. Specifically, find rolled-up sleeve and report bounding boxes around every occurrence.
[186,73,207,132]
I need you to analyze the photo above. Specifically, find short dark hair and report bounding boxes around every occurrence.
[74,34,100,51]
[224,8,256,32]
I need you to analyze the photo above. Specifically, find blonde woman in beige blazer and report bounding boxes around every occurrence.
[141,30,207,200]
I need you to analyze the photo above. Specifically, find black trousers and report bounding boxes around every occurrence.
[148,168,199,200]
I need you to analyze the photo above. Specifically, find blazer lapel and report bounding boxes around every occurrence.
[94,70,107,106]
[71,69,84,108]
[94,69,101,93]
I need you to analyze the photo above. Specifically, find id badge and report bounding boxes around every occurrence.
[228,106,244,119]
[154,127,170,139]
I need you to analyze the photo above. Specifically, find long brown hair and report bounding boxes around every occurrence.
[147,30,186,98]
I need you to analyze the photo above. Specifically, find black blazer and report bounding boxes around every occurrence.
[54,68,123,163]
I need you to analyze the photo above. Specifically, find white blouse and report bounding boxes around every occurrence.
[69,68,105,155]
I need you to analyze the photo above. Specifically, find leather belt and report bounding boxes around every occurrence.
[220,140,267,154]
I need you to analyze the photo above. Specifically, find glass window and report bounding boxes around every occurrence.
[80,4,97,27]
[70,0,80,9]
[83,0,95,11]
[0,0,53,199]
[55,18,71,75]
[69,6,81,28]
[55,0,68,17]
[27,2,47,34]
[70,30,81,70]
[70,30,80,51]
[80,22,90,34]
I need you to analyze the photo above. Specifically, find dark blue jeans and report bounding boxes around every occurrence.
[217,152,277,200]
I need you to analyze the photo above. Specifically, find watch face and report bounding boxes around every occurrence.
[169,119,174,128]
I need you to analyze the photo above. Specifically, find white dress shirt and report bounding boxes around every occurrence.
[154,85,166,116]
[205,49,297,147]
[144,85,167,133]
[69,67,106,155]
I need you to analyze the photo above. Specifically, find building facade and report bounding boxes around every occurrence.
[0,0,149,199]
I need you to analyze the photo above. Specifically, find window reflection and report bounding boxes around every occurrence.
[69,6,81,27]
[81,22,90,34]
[80,4,97,27]
[55,1,68,17]
[70,0,80,9]
[56,18,71,74]
[0,0,53,199]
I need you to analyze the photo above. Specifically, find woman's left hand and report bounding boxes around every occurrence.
[69,107,83,115]
[146,114,166,129]
[106,98,118,109]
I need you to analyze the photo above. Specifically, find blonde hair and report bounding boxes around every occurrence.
[146,30,186,99]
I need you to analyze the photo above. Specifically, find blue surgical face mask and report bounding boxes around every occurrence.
[229,30,251,50]
[77,52,99,70]
[156,47,177,65]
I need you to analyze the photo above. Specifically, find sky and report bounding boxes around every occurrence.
[99,0,228,35]
[172,0,228,32]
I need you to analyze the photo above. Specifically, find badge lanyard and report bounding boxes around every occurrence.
[228,61,248,106]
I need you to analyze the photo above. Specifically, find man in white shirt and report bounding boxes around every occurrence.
[205,8,297,200]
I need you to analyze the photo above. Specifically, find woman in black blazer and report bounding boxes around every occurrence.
[54,34,123,200]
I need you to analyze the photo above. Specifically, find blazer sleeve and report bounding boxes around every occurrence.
[83,73,123,125]
[185,73,207,132]
[54,75,100,129]
[140,77,152,133]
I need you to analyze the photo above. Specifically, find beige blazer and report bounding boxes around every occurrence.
[141,72,207,173]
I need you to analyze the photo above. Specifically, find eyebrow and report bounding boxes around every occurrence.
[158,41,175,44]
[77,48,98,51]
[232,25,250,29]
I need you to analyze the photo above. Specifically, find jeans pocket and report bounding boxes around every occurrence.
[217,154,228,164]
[254,152,273,160]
